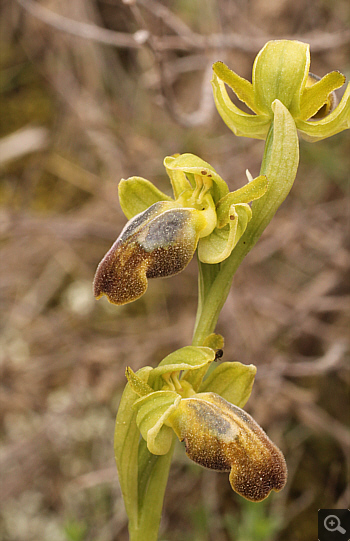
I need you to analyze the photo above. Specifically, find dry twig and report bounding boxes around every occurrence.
[16,0,350,53]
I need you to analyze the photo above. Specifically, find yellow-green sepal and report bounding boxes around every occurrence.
[199,362,256,408]
[212,40,349,143]
[148,346,216,390]
[198,203,252,264]
[202,333,224,350]
[164,155,193,199]
[134,391,181,455]
[118,176,172,220]
[125,366,154,397]
[253,40,309,117]
[164,153,229,203]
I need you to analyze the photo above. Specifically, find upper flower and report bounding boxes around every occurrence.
[212,40,350,142]
[93,153,267,305]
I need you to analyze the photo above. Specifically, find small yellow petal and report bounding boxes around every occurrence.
[212,61,259,114]
[300,71,346,121]
[211,73,270,140]
[296,83,350,142]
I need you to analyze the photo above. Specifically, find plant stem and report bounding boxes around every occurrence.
[192,101,299,346]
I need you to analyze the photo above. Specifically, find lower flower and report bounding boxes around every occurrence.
[125,348,286,502]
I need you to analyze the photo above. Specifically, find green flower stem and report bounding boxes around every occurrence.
[193,260,221,340]
[192,100,299,346]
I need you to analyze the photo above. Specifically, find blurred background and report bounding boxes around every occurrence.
[0,1,349,540]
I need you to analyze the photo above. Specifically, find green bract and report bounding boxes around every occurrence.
[93,153,268,305]
[120,345,286,502]
[212,40,350,141]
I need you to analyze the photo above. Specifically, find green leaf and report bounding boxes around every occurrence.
[137,439,159,507]
[134,391,181,454]
[136,438,175,541]
[198,362,256,408]
[246,99,299,241]
[118,176,172,219]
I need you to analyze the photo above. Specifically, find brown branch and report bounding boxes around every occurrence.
[138,0,195,41]
[282,341,347,377]
[125,0,216,127]
[257,341,348,382]
[157,60,216,128]
[16,0,350,53]
[281,381,350,449]
[15,0,148,48]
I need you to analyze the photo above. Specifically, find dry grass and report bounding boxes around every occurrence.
[1,1,349,540]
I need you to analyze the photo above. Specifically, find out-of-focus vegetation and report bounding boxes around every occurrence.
[0,1,349,540]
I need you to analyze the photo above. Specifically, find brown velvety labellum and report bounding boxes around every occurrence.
[169,393,287,502]
[93,204,201,305]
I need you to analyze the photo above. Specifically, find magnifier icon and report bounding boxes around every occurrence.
[324,515,346,534]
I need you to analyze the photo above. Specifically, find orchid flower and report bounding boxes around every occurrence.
[93,153,267,305]
[212,40,350,142]
[121,345,287,502]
